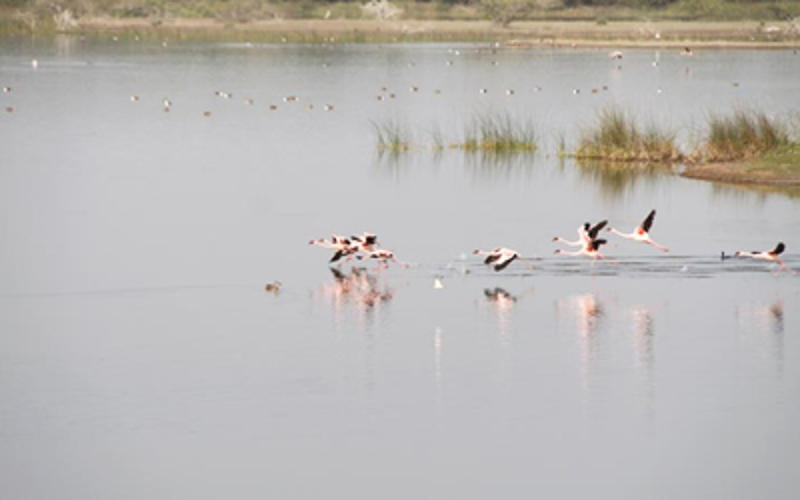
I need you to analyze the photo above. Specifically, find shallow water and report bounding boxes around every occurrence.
[1,39,799,499]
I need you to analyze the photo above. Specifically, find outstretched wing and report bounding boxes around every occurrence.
[484,253,501,265]
[494,254,518,271]
[640,209,656,232]
[330,250,345,263]
[590,239,608,251]
[771,242,785,255]
[588,220,608,239]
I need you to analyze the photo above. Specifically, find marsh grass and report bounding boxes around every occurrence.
[373,119,412,153]
[694,110,791,162]
[574,107,681,162]
[457,114,536,153]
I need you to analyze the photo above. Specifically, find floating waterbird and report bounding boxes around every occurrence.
[735,242,796,275]
[607,209,669,252]
[5,106,13,113]
[433,276,444,289]
[505,89,515,96]
[283,96,299,102]
[243,98,254,105]
[2,86,11,93]
[479,88,488,94]
[203,111,211,117]
[609,50,623,59]
[410,86,419,92]
[473,247,525,272]
[323,104,334,111]
[130,95,140,102]
[269,104,278,111]
[162,98,172,111]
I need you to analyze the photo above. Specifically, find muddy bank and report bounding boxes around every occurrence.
[682,162,800,186]
[7,18,800,46]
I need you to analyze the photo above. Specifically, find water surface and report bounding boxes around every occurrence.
[1,39,799,499]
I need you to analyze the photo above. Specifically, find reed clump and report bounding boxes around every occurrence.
[373,119,412,153]
[458,114,536,153]
[574,108,681,162]
[692,110,790,162]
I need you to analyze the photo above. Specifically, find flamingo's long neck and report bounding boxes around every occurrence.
[609,227,635,239]
[556,237,582,247]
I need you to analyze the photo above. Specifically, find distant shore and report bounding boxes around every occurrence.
[3,18,800,47]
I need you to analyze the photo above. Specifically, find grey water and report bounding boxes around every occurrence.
[1,38,799,499]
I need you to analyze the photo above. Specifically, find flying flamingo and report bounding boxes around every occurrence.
[350,232,379,253]
[309,234,358,263]
[554,238,614,265]
[735,242,796,276]
[553,220,607,248]
[473,247,530,272]
[358,248,409,269]
[607,209,669,252]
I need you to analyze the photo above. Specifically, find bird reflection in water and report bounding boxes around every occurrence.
[482,287,521,392]
[312,267,394,325]
[630,305,655,421]
[482,287,517,338]
[736,298,785,376]
[557,293,604,393]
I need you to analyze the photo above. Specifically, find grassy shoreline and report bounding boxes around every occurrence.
[682,146,800,186]
[1,18,799,46]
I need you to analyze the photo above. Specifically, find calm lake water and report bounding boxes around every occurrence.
[1,38,799,499]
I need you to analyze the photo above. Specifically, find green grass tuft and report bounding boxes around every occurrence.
[574,107,681,162]
[694,110,790,162]
[457,114,536,153]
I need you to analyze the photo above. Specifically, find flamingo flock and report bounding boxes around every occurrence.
[309,232,408,268]
[308,210,796,276]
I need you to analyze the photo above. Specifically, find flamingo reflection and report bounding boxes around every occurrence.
[311,267,394,326]
[630,305,655,420]
[557,293,604,392]
[736,299,785,375]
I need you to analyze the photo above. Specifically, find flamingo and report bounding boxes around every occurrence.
[553,220,607,248]
[309,234,358,263]
[554,238,613,263]
[735,242,796,275]
[473,247,527,272]
[358,248,408,269]
[350,232,379,253]
[607,209,669,252]
[609,50,623,59]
